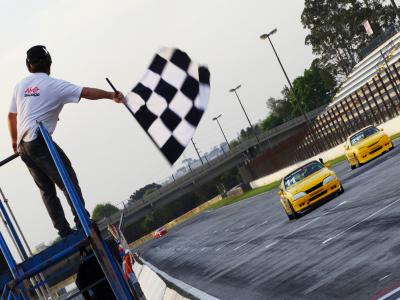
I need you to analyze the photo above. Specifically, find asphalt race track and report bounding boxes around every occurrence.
[140,140,400,300]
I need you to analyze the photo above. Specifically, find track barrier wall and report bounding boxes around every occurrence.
[296,32,400,161]
[251,113,400,188]
[133,258,219,300]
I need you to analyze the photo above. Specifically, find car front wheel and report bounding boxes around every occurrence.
[288,202,300,220]
[337,184,344,195]
[355,156,361,168]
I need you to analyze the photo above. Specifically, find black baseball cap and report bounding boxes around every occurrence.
[26,45,52,65]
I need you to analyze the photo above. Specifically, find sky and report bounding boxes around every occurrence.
[0,0,314,250]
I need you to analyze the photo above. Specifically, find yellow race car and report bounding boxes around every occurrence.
[344,125,393,169]
[278,160,343,220]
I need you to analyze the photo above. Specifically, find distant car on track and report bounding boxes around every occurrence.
[344,125,393,169]
[278,160,343,220]
[153,227,168,239]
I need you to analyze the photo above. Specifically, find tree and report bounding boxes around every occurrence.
[92,203,119,221]
[301,0,397,76]
[261,89,294,131]
[261,61,337,132]
[290,62,337,114]
[229,139,240,148]
[129,183,162,204]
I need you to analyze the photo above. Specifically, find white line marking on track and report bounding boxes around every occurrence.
[265,217,321,249]
[379,274,391,281]
[336,200,347,207]
[234,227,270,251]
[215,219,269,252]
[322,198,400,245]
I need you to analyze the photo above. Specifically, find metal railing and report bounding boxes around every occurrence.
[297,57,400,161]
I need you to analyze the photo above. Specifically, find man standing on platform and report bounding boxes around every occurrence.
[7,45,124,238]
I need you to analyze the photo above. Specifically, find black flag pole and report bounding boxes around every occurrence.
[105,78,173,165]
[0,153,19,168]
[106,78,137,119]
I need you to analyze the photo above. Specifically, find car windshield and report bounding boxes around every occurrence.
[350,127,379,145]
[283,161,324,189]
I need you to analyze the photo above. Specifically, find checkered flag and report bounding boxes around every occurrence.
[125,48,210,164]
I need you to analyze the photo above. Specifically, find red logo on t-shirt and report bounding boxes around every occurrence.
[24,86,40,97]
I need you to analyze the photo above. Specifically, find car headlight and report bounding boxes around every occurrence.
[293,192,306,201]
[323,175,335,185]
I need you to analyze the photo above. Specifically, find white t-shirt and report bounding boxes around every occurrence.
[9,73,83,145]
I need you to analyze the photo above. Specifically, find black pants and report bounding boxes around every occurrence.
[19,134,89,235]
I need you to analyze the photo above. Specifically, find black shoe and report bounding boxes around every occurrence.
[59,227,74,238]
[76,218,95,230]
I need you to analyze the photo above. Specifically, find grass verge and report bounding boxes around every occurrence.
[208,180,281,210]
[391,132,400,140]
[326,154,347,166]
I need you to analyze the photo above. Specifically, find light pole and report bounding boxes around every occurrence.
[260,28,325,153]
[229,85,260,143]
[390,0,400,21]
[260,28,311,124]
[191,138,204,165]
[212,114,231,150]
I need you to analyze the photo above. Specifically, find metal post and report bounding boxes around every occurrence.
[186,161,193,173]
[360,87,379,124]
[0,233,29,300]
[0,200,27,260]
[260,31,310,124]
[323,111,340,145]
[213,115,231,150]
[377,72,399,115]
[389,63,400,98]
[37,123,90,236]
[344,97,361,129]
[319,113,334,146]
[229,85,260,143]
[37,122,133,300]
[220,144,226,156]
[390,0,400,21]
[386,67,400,101]
[313,117,330,150]
[379,49,400,99]
[0,190,49,299]
[339,101,356,133]
[0,232,19,279]
[372,77,393,119]
[333,104,350,136]
[366,82,385,122]
[352,93,371,126]
[328,109,344,142]
[318,114,334,148]
[355,92,372,124]
[303,128,316,155]
[191,138,204,165]
[261,30,326,151]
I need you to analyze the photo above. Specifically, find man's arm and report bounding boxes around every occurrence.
[8,113,17,153]
[80,87,124,103]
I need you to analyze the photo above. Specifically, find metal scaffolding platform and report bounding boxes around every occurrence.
[0,122,136,299]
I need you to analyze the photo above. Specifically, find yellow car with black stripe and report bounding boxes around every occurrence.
[344,125,393,169]
[278,160,343,220]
